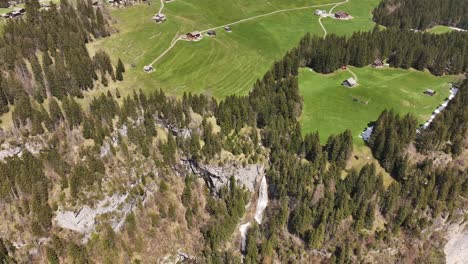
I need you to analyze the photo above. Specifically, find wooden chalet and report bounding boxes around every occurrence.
[424,89,436,96]
[343,77,357,88]
[334,11,349,19]
[186,31,202,41]
[372,59,384,68]
[153,13,166,23]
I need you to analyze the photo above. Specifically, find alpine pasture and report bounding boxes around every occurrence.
[299,66,458,144]
[89,0,459,145]
[90,0,379,98]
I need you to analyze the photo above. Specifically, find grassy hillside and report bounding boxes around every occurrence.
[320,0,379,35]
[89,0,379,98]
[299,66,458,144]
[426,25,456,34]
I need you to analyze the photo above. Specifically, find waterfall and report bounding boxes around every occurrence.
[239,223,251,251]
[239,175,269,252]
[254,175,268,224]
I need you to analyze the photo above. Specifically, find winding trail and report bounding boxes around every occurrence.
[346,67,358,81]
[148,0,349,68]
[198,2,345,34]
[158,0,165,14]
[318,16,328,37]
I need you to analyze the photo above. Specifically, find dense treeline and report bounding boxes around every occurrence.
[0,84,247,262]
[203,177,248,254]
[0,152,53,236]
[0,0,123,114]
[373,0,468,30]
[365,109,467,225]
[297,28,467,75]
[417,80,468,156]
[368,110,417,178]
[213,22,467,262]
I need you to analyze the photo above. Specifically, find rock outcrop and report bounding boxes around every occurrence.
[183,159,264,193]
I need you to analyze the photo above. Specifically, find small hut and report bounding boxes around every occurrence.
[314,9,327,17]
[153,13,166,23]
[207,30,216,37]
[372,59,384,68]
[334,11,350,19]
[343,77,357,88]
[144,65,154,73]
[423,89,436,96]
[9,8,24,18]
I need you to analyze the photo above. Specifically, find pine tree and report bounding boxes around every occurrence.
[116,58,125,81]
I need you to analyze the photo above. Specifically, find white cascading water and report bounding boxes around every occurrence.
[254,175,268,224]
[239,223,251,251]
[239,175,269,251]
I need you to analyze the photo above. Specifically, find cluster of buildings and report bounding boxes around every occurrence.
[314,9,352,20]
[183,27,230,42]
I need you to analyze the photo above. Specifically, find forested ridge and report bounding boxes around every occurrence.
[373,0,468,30]
[0,0,467,263]
[0,0,124,115]
[0,85,260,262]
[298,28,467,75]
[212,25,467,262]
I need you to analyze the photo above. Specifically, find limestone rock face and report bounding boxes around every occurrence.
[184,159,264,193]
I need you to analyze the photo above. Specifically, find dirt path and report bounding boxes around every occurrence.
[318,16,327,37]
[316,0,358,82]
[318,0,349,38]
[346,67,358,81]
[198,1,345,34]
[149,30,181,66]
[158,0,165,14]
[147,0,348,69]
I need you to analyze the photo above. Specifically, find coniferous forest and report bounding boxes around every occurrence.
[373,0,468,30]
[0,0,466,263]
[0,0,122,115]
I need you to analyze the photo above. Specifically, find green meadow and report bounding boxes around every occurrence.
[88,0,461,146]
[299,66,459,144]
[426,25,456,34]
[89,0,379,98]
